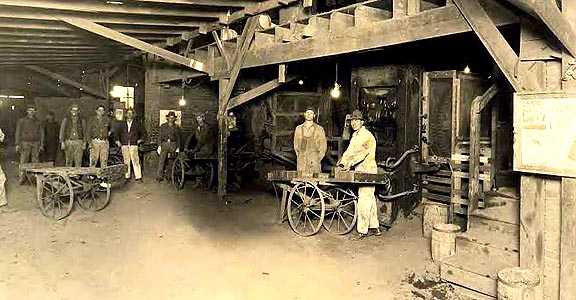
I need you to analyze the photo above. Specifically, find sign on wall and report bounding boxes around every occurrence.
[514,92,576,177]
[159,110,182,126]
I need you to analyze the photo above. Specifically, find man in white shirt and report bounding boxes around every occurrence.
[113,109,146,182]
[0,127,11,213]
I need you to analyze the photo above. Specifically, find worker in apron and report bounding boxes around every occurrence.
[293,107,327,175]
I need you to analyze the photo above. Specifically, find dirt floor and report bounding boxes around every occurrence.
[0,156,436,300]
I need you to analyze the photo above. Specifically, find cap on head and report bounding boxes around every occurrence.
[351,109,364,120]
[166,111,177,118]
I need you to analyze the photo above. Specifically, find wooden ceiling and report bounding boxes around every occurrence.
[0,0,268,67]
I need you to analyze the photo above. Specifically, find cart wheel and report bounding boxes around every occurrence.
[197,161,215,191]
[323,188,358,235]
[172,155,188,190]
[39,174,74,220]
[287,181,326,237]
[77,177,111,211]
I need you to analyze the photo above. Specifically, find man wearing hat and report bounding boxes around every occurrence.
[60,104,87,167]
[87,105,111,167]
[15,105,44,184]
[156,111,181,182]
[293,107,327,174]
[338,110,380,239]
[42,110,60,164]
[187,113,214,158]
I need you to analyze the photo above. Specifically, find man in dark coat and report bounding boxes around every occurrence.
[186,113,215,158]
[16,105,44,183]
[59,104,87,167]
[114,109,146,182]
[42,110,59,164]
[156,111,181,182]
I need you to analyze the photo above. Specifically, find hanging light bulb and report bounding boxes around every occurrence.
[179,80,186,106]
[331,61,341,99]
[298,79,304,85]
[463,65,471,74]
[330,82,341,99]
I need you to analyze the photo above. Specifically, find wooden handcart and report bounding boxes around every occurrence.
[268,146,421,237]
[23,164,127,220]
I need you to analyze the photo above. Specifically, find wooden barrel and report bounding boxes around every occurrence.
[497,267,539,300]
[431,223,461,262]
[422,201,448,238]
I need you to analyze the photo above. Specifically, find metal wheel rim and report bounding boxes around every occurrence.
[171,156,186,190]
[77,177,111,211]
[287,181,325,237]
[39,174,74,220]
[199,162,215,191]
[323,188,358,235]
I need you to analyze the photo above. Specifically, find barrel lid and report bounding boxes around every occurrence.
[433,223,461,233]
[497,267,540,287]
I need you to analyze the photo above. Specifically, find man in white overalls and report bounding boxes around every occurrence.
[339,110,381,239]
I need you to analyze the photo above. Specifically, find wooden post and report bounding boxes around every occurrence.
[218,78,229,203]
[561,177,576,300]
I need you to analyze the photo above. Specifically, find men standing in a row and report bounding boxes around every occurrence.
[87,105,111,167]
[60,104,86,167]
[156,111,181,182]
[115,109,146,182]
[43,111,60,163]
[16,106,44,184]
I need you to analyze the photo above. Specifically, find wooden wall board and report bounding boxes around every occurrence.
[560,177,576,300]
[513,92,576,177]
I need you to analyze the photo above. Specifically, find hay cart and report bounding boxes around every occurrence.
[268,146,421,237]
[23,164,126,220]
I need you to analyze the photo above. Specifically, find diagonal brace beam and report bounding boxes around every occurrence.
[26,65,106,99]
[60,17,207,74]
[227,76,297,110]
[453,0,526,91]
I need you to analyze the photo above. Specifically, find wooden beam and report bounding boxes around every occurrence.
[561,177,576,300]
[212,31,231,71]
[34,78,74,97]
[452,0,527,91]
[217,16,258,203]
[25,65,106,99]
[61,17,206,73]
[503,0,576,57]
[136,0,250,7]
[468,84,498,220]
[0,10,205,28]
[212,2,518,74]
[227,76,296,110]
[0,0,223,18]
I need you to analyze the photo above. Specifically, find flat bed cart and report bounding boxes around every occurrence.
[268,146,421,237]
[24,164,127,220]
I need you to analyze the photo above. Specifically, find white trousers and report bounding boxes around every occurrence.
[121,145,142,179]
[357,186,379,234]
[0,163,6,206]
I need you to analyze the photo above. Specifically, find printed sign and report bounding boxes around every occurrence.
[513,92,576,177]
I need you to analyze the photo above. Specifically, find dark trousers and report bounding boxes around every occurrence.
[64,140,84,167]
[156,142,177,180]
[19,141,41,181]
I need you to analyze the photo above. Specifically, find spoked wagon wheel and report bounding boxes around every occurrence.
[77,176,111,211]
[38,174,74,220]
[172,154,189,190]
[323,188,358,235]
[196,161,215,191]
[287,181,326,237]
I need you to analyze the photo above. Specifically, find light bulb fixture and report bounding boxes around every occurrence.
[331,61,341,99]
[298,79,304,85]
[463,65,471,74]
[330,82,341,99]
[179,80,186,106]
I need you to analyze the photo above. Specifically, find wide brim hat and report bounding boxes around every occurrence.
[166,111,177,118]
[351,109,364,120]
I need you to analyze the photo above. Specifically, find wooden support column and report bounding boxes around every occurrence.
[562,0,576,92]
[561,177,576,300]
[468,84,498,219]
[216,16,259,202]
